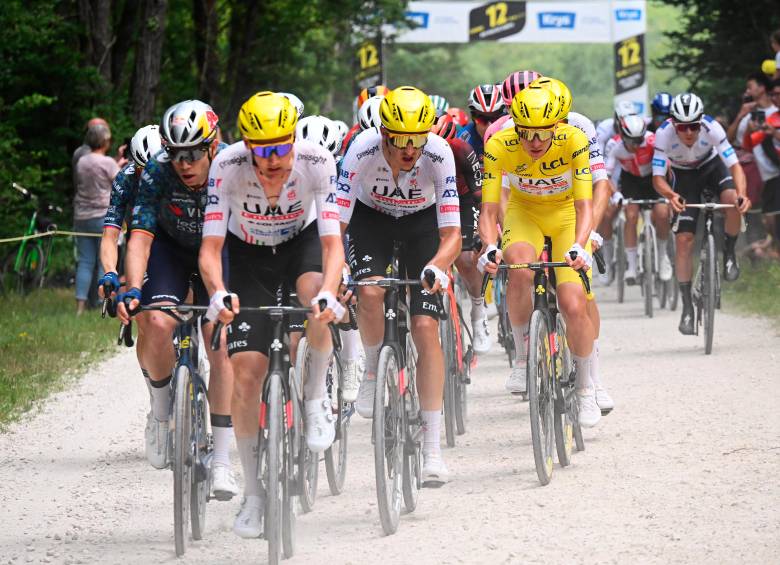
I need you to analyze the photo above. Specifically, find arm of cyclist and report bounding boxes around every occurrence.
[564,134,594,271]
[477,141,505,274]
[98,228,121,298]
[651,145,685,213]
[590,178,614,251]
[116,233,152,324]
[98,166,134,297]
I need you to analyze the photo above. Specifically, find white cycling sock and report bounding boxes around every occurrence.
[602,238,614,266]
[590,339,603,389]
[141,368,153,406]
[626,247,638,273]
[303,345,332,400]
[211,415,234,467]
[421,410,441,454]
[511,325,529,362]
[657,238,669,261]
[363,342,382,378]
[237,435,262,497]
[574,353,593,391]
[340,329,361,362]
[149,376,171,422]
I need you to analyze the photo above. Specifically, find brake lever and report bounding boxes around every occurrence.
[480,249,497,297]
[318,298,342,351]
[211,295,233,352]
[423,269,447,321]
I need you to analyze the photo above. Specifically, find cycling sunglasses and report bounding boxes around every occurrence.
[250,142,294,158]
[621,134,644,147]
[166,145,210,163]
[515,125,556,142]
[674,121,701,133]
[385,130,429,149]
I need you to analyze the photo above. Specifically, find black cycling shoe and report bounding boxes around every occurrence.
[678,307,695,335]
[724,254,740,282]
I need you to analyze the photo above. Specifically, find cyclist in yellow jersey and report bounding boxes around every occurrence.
[477,86,601,427]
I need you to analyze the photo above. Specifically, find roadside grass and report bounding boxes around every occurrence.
[0,288,119,429]
[722,261,780,328]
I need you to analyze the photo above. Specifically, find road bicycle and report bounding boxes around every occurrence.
[482,240,590,485]
[492,266,517,371]
[613,206,627,303]
[440,268,473,447]
[1,183,62,294]
[347,242,443,535]
[677,199,739,355]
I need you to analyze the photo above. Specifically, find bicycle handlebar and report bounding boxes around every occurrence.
[347,272,448,320]
[480,249,591,296]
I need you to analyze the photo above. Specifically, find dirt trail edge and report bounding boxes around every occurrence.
[2,283,779,564]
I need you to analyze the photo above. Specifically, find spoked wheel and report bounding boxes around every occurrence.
[402,337,421,509]
[703,234,717,355]
[374,346,403,535]
[265,377,284,565]
[527,311,555,486]
[615,223,626,304]
[325,353,348,496]
[496,272,515,367]
[454,316,469,436]
[440,294,457,448]
[667,238,679,311]
[281,384,296,560]
[18,242,45,294]
[553,315,574,467]
[173,365,193,557]
[293,337,318,513]
[190,381,210,541]
[643,231,655,318]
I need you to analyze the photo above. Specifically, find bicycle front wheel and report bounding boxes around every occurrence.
[643,230,655,318]
[527,311,555,486]
[703,233,717,355]
[402,335,421,511]
[553,314,574,467]
[454,306,469,435]
[265,376,284,565]
[325,352,349,496]
[173,365,192,557]
[374,346,403,535]
[440,294,457,448]
[190,379,209,540]
[616,222,626,303]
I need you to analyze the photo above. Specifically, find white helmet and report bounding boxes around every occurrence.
[618,114,647,141]
[160,99,219,148]
[296,115,342,155]
[278,92,304,119]
[332,120,349,145]
[130,125,163,167]
[358,95,384,130]
[670,93,704,123]
[614,100,637,119]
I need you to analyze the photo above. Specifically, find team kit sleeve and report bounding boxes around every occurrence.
[709,118,739,167]
[336,137,362,225]
[651,125,670,177]
[481,137,504,204]
[431,141,461,229]
[104,165,133,230]
[312,151,342,237]
[570,130,593,201]
[129,159,163,238]
[201,155,231,239]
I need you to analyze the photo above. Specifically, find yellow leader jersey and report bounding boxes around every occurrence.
[482,123,593,205]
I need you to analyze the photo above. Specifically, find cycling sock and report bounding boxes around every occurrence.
[149,375,172,422]
[626,247,638,272]
[363,342,381,378]
[470,299,486,322]
[304,345,332,400]
[141,368,152,401]
[590,339,602,389]
[724,234,737,257]
[211,414,234,467]
[421,410,441,454]
[340,329,360,362]
[237,435,262,497]
[573,354,592,391]
[657,237,668,251]
[511,325,528,362]
[602,238,614,266]
[680,282,693,309]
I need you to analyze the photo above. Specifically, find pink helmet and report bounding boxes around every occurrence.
[500,70,542,106]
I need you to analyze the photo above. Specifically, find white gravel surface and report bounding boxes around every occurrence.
[2,282,779,564]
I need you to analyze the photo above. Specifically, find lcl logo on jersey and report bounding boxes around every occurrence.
[541,157,567,171]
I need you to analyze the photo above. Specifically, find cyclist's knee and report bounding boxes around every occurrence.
[144,309,177,337]
[358,284,384,306]
[411,314,438,336]
[507,267,533,287]
[557,286,588,320]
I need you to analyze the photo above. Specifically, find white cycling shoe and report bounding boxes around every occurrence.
[505,362,527,394]
[233,495,264,539]
[422,451,449,487]
[211,463,239,501]
[625,266,638,286]
[341,359,361,403]
[305,398,336,453]
[145,416,169,470]
[356,377,376,419]
[595,385,615,415]
[576,388,601,428]
[659,254,673,282]
[472,317,494,354]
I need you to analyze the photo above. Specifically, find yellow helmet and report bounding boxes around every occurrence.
[510,86,562,128]
[531,77,572,119]
[379,86,436,133]
[237,91,298,142]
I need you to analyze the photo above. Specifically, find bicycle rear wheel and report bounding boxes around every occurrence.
[454,306,469,435]
[440,294,457,448]
[173,365,192,557]
[374,346,403,535]
[527,311,555,486]
[292,337,318,512]
[616,222,626,303]
[703,234,717,355]
[265,376,283,565]
[282,387,296,559]
[190,379,209,540]
[402,336,421,510]
[325,353,349,496]
[553,314,574,467]
[643,229,654,318]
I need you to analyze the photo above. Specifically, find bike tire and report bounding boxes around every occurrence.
[454,306,468,435]
[643,228,654,318]
[553,314,574,467]
[668,238,679,311]
[440,294,457,448]
[265,376,283,565]
[325,353,348,496]
[292,337,318,513]
[402,336,421,511]
[616,223,626,303]
[282,384,296,560]
[19,242,45,294]
[527,311,555,486]
[173,365,192,557]
[704,234,717,355]
[374,346,403,535]
[190,381,209,540]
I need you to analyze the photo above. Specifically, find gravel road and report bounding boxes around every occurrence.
[2,282,779,564]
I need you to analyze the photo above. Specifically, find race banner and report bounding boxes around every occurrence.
[614,33,646,95]
[354,35,384,94]
[468,2,527,42]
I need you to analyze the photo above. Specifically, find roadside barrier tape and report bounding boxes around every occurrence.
[0,230,103,244]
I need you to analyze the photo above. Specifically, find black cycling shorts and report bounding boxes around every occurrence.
[762,176,780,216]
[620,171,657,201]
[347,200,441,319]
[142,230,228,306]
[225,223,322,356]
[459,195,478,251]
[671,158,735,234]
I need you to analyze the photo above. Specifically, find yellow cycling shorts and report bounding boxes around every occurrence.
[501,199,594,299]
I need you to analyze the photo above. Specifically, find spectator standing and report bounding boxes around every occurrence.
[73,124,119,314]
